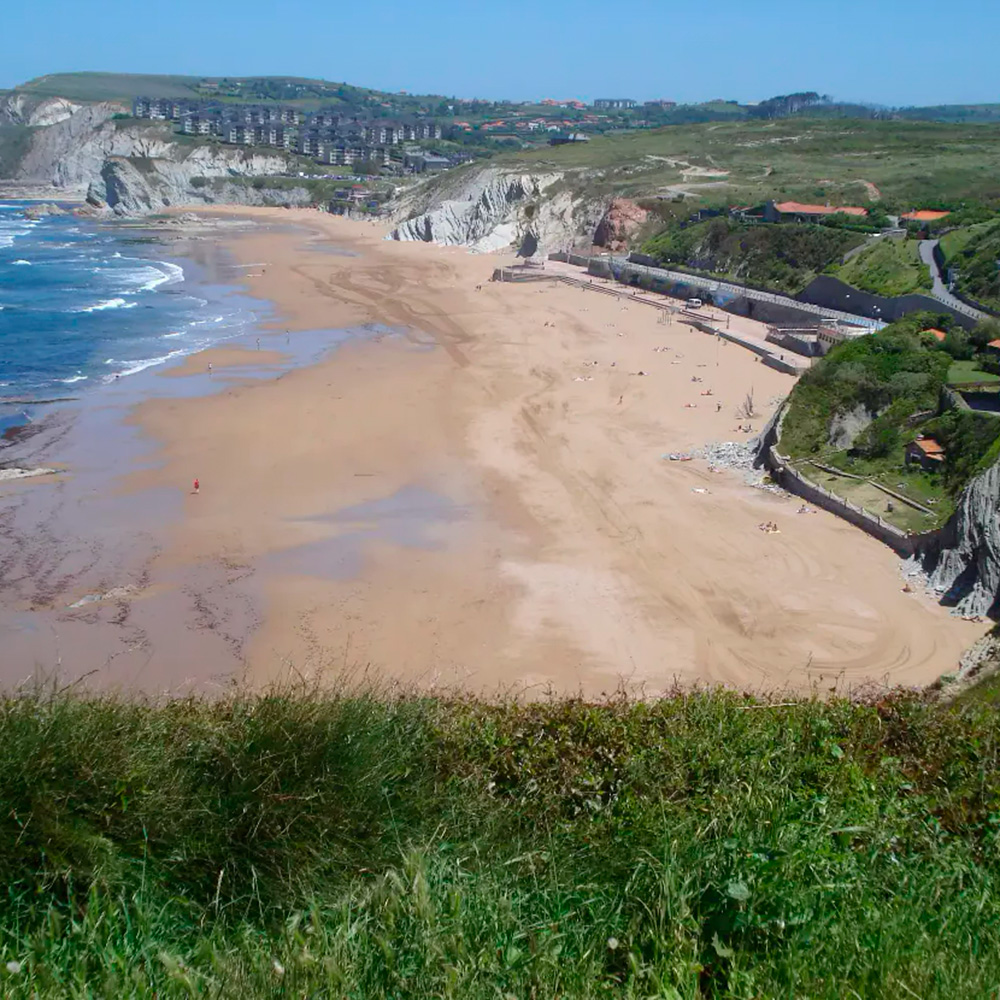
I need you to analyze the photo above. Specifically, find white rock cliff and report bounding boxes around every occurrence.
[388,164,605,254]
[1,100,302,214]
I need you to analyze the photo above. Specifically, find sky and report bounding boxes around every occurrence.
[1,0,998,107]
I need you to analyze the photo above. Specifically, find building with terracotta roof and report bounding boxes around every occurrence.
[765,200,868,223]
[922,328,947,342]
[900,209,951,223]
[905,435,946,471]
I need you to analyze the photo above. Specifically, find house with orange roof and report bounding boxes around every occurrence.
[922,328,947,343]
[765,200,868,223]
[985,338,1000,359]
[900,209,951,224]
[905,435,946,471]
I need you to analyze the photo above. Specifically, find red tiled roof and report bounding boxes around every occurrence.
[774,201,868,217]
[911,437,945,457]
[922,328,947,341]
[901,209,950,222]
[989,339,1000,349]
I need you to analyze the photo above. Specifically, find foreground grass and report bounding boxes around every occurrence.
[0,686,999,997]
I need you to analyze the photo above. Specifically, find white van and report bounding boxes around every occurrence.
[687,298,703,309]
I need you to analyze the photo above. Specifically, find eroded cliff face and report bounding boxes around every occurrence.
[388,164,606,254]
[593,198,649,251]
[0,93,85,127]
[2,101,301,214]
[922,459,1000,617]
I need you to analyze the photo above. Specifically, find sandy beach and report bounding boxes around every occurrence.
[1,207,981,694]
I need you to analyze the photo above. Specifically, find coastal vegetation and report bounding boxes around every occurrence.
[641,219,866,295]
[1,684,999,998]
[504,119,1000,211]
[831,235,933,297]
[779,313,1000,525]
[939,218,1000,313]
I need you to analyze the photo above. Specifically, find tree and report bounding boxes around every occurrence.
[971,318,1000,350]
[942,328,974,360]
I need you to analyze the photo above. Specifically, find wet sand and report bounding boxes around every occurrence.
[159,346,287,377]
[0,207,981,695]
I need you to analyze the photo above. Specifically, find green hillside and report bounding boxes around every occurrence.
[940,218,1000,313]
[641,219,867,295]
[16,72,203,102]
[1,684,999,998]
[500,118,1000,211]
[833,235,933,297]
[11,72,449,113]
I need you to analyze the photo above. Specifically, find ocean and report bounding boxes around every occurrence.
[0,202,261,428]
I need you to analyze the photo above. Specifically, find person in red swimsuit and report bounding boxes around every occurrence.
[193,478,200,494]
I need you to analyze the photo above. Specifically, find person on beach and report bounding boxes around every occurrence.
[193,478,200,495]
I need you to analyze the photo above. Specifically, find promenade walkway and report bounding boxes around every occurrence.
[496,261,811,374]
[918,239,991,323]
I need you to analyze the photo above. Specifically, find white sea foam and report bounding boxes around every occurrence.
[12,259,31,266]
[104,350,185,380]
[59,374,88,384]
[163,331,184,338]
[78,298,139,313]
[139,260,185,291]
[116,257,185,294]
[0,218,40,248]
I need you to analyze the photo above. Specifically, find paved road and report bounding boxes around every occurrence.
[918,239,990,322]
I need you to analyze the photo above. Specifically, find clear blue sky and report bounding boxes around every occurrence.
[2,0,997,107]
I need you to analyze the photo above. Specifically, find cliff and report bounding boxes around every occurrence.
[921,458,1000,617]
[0,99,302,214]
[388,163,606,254]
[0,93,84,127]
[593,198,649,251]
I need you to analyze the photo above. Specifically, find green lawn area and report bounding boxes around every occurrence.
[947,359,1000,384]
[803,461,944,532]
[833,236,932,296]
[812,446,955,530]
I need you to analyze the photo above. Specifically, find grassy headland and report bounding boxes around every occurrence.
[0,684,999,998]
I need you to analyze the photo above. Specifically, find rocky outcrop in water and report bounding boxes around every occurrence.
[388,164,605,254]
[921,459,1000,616]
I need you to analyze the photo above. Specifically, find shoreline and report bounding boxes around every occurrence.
[0,206,985,695]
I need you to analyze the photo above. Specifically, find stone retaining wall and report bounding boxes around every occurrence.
[767,447,939,556]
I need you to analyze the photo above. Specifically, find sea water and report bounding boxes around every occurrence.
[0,202,259,426]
